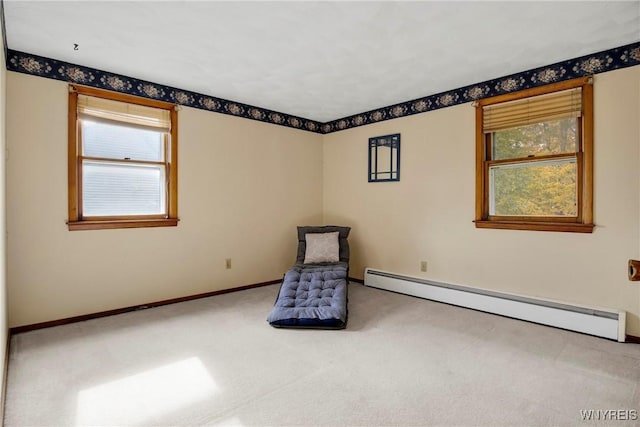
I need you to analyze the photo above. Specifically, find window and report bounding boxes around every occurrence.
[474,77,593,232]
[68,86,178,230]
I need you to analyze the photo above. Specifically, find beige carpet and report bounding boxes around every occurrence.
[5,282,640,426]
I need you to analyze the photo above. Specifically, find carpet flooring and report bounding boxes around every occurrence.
[5,282,640,426]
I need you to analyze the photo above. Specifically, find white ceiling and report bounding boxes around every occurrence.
[4,1,640,122]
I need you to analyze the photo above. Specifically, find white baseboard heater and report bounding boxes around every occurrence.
[364,268,626,342]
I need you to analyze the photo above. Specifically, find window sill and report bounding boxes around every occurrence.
[67,218,178,231]
[474,220,594,233]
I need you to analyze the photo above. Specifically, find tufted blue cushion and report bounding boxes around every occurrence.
[267,262,348,328]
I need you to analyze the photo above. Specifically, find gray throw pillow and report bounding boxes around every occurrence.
[303,232,340,264]
[296,225,351,264]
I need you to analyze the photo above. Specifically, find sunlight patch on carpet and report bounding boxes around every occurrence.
[75,357,218,425]
[211,416,245,426]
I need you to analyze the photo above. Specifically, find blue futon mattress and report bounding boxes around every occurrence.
[267,262,348,329]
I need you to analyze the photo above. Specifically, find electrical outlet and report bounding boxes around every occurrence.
[225,258,232,269]
[420,261,427,272]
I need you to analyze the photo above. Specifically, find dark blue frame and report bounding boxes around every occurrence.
[368,133,400,182]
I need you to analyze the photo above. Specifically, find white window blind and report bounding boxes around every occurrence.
[82,161,166,216]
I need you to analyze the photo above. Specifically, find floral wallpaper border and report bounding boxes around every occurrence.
[6,49,324,133]
[321,41,640,133]
[6,41,640,135]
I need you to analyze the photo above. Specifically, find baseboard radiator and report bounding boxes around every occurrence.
[364,268,626,342]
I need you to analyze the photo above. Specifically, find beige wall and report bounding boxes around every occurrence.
[5,64,640,336]
[323,67,640,335]
[6,72,323,327]
[0,28,8,420]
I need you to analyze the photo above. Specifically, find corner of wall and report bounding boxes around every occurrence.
[0,2,9,420]
[320,133,327,225]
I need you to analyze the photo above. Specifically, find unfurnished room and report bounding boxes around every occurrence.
[0,1,639,426]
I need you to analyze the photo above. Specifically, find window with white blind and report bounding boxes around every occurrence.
[474,77,594,233]
[68,86,178,230]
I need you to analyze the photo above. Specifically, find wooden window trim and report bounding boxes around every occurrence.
[474,77,594,233]
[68,85,179,231]
[473,220,594,233]
[68,218,178,231]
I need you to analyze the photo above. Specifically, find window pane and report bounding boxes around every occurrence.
[490,158,577,217]
[82,120,164,162]
[492,118,577,160]
[83,161,166,216]
[376,146,392,174]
